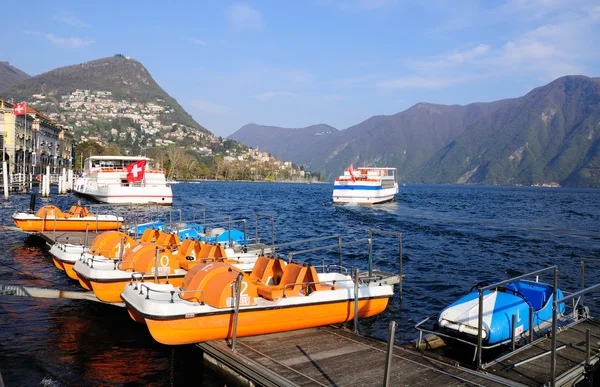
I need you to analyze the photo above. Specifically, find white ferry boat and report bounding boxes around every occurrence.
[332,166,399,204]
[73,156,173,205]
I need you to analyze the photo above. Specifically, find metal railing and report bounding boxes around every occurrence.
[550,282,600,386]
[475,266,558,369]
[254,213,275,248]
[369,230,403,299]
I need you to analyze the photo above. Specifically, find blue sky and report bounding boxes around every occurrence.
[5,0,600,137]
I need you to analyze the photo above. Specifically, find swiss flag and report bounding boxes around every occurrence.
[126,160,146,182]
[13,103,26,116]
[348,165,355,182]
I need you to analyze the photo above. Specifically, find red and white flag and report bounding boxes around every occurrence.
[13,102,26,116]
[348,165,355,182]
[126,160,146,182]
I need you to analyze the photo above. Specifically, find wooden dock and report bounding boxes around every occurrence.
[483,318,600,386]
[199,325,511,387]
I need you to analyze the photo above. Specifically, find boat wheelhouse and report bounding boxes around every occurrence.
[333,167,399,204]
[73,156,173,205]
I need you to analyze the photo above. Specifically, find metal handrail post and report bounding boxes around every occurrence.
[95,212,99,232]
[399,233,403,300]
[119,237,125,261]
[550,282,600,386]
[254,214,258,245]
[85,224,89,246]
[529,307,534,343]
[581,260,585,305]
[383,321,396,387]
[367,237,373,277]
[243,220,247,249]
[476,288,484,369]
[353,268,360,334]
[338,235,343,273]
[231,273,243,352]
[154,247,159,283]
[550,267,558,386]
[511,314,516,351]
[228,216,232,247]
[53,216,57,241]
[271,216,275,248]
[586,328,591,366]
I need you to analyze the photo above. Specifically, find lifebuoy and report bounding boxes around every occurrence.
[35,174,41,181]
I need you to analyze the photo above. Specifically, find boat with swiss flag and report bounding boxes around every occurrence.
[332,166,399,204]
[73,156,173,205]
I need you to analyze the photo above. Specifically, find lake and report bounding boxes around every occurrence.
[1,182,599,385]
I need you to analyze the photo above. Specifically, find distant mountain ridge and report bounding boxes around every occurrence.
[1,55,206,132]
[0,61,30,91]
[229,75,600,187]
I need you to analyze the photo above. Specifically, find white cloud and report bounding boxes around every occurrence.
[253,91,296,101]
[190,38,207,46]
[25,31,94,48]
[227,4,263,31]
[190,99,231,115]
[54,13,90,28]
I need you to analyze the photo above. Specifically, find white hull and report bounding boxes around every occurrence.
[333,167,399,204]
[332,186,398,204]
[74,185,173,205]
[74,155,173,205]
[49,243,87,264]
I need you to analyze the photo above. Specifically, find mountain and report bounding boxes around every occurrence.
[230,123,341,167]
[1,55,206,133]
[230,100,512,178]
[230,75,600,187]
[0,61,30,90]
[418,75,600,187]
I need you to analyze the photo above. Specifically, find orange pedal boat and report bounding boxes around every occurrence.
[50,228,162,280]
[73,236,257,302]
[12,205,123,232]
[121,256,400,345]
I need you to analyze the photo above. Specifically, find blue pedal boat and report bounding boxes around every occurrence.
[437,280,565,345]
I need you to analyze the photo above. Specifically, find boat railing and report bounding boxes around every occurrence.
[132,282,206,305]
[579,258,600,306]
[254,213,275,249]
[473,266,559,369]
[415,265,579,369]
[319,264,349,275]
[283,230,403,290]
[549,281,600,386]
[267,234,343,257]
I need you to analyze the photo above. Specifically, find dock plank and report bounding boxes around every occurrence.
[200,326,511,386]
[485,319,600,386]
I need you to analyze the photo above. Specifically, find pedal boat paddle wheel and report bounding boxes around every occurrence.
[12,205,123,232]
[120,256,400,345]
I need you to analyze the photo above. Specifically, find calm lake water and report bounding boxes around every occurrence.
[1,182,599,386]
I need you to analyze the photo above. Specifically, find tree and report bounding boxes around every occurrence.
[165,145,186,179]
[75,141,104,169]
[104,144,121,155]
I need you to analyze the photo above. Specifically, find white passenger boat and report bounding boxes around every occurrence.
[73,156,173,205]
[332,166,399,204]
